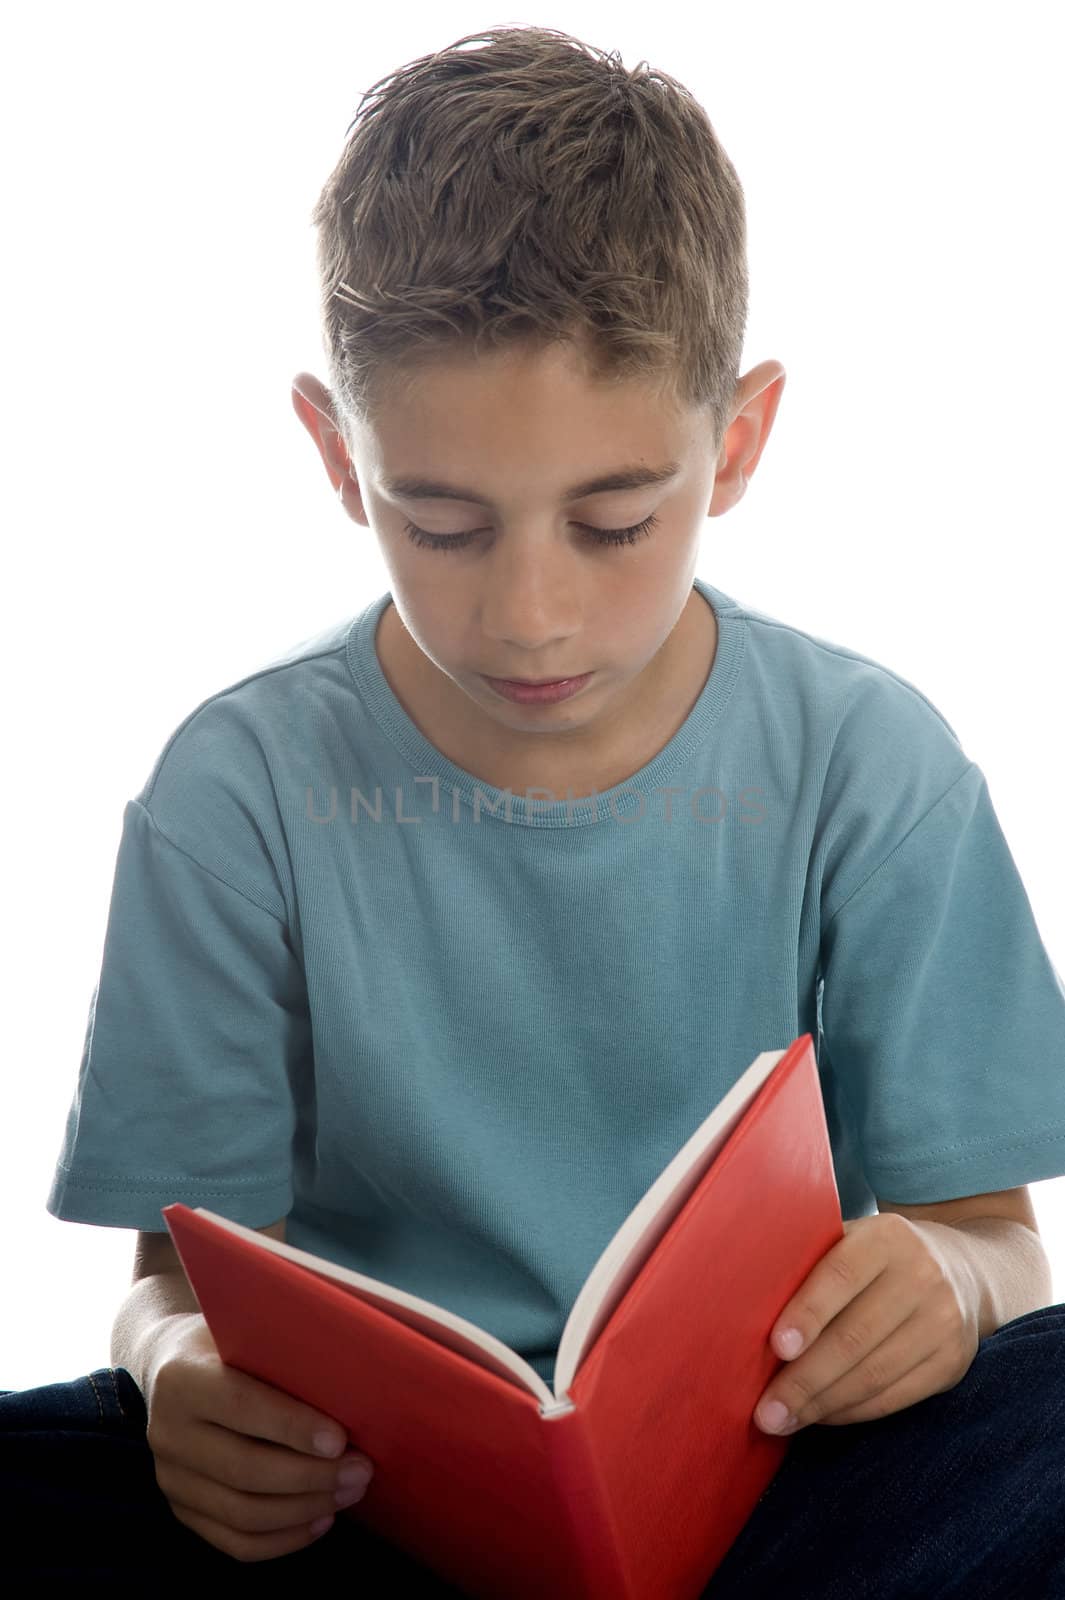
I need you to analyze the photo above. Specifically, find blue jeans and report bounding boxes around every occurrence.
[2,1304,1063,1594]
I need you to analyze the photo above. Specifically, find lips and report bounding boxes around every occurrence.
[482,671,592,705]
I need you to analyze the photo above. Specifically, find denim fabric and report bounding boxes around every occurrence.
[701,1302,1065,1599]
[0,1362,460,1589]
[2,1304,1063,1594]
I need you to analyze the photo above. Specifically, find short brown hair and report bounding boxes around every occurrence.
[310,24,748,453]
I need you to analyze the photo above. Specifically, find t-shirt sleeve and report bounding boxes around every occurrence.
[46,797,311,1231]
[818,761,1065,1205]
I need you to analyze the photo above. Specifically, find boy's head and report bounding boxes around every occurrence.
[292,25,783,780]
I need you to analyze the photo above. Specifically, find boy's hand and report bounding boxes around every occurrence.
[754,1213,981,1434]
[143,1316,375,1563]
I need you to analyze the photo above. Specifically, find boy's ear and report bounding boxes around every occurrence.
[290,372,364,516]
[709,360,786,517]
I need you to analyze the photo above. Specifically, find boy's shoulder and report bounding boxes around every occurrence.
[706,580,968,755]
[248,612,359,676]
[126,606,374,895]
[137,611,361,803]
[706,582,979,911]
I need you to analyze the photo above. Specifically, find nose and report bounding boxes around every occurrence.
[477,532,582,651]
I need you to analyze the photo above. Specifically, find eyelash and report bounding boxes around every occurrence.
[402,513,660,553]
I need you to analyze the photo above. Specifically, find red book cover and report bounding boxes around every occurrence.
[163,1032,842,1598]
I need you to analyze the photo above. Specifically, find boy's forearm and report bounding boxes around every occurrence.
[110,1272,204,1398]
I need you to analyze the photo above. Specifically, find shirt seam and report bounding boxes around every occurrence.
[133,798,287,926]
[50,1164,290,1195]
[822,760,977,933]
[868,1123,1065,1175]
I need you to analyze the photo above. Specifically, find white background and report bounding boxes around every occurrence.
[2,1,1062,1391]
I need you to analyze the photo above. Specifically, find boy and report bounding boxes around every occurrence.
[12,21,1065,1592]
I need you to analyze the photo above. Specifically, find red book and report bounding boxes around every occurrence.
[163,1032,842,1598]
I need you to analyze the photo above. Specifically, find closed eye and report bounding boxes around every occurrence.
[402,513,660,552]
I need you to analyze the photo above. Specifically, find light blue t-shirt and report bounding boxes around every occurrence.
[47,576,1065,1385]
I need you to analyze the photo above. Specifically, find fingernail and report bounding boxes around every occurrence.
[337,1459,374,1489]
[776,1327,803,1358]
[757,1400,793,1432]
[309,1514,335,1536]
[336,1478,371,1507]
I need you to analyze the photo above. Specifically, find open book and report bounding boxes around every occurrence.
[163,1032,843,1600]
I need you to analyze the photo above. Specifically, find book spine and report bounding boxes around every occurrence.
[545,1406,632,1600]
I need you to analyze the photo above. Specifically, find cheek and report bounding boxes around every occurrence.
[402,601,467,667]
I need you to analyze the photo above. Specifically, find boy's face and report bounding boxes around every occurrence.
[292,341,783,789]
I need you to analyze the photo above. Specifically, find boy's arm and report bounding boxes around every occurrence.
[878,1188,1054,1341]
[111,1218,287,1395]
[753,1193,1054,1435]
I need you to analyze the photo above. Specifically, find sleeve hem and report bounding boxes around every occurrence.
[864,1127,1065,1203]
[46,1169,292,1231]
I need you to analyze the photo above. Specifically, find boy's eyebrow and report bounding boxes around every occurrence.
[379,461,682,507]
